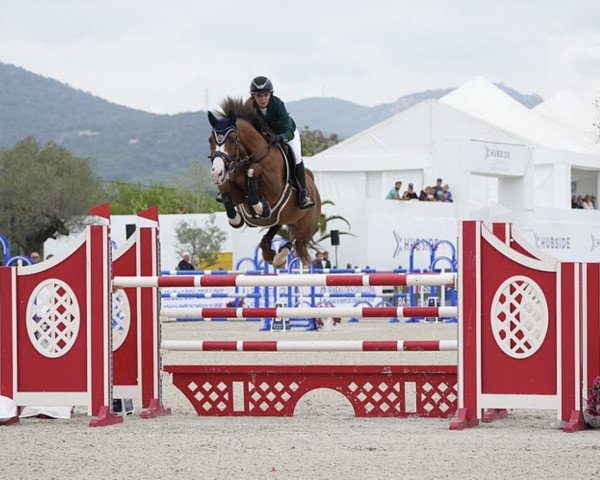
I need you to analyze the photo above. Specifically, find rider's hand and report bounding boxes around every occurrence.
[265,131,281,145]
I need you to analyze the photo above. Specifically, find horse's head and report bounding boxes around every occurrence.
[207,110,243,186]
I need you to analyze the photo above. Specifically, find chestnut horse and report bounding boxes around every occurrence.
[208,97,321,268]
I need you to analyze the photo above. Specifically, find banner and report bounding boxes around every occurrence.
[366,214,457,270]
[470,139,532,176]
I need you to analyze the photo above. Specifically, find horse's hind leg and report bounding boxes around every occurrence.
[259,225,280,264]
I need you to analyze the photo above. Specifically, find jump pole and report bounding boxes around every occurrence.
[113,272,456,288]
[161,339,458,352]
[160,306,458,319]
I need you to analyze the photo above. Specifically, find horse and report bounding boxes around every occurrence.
[207,97,322,268]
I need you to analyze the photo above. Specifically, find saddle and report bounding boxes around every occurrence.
[237,142,295,227]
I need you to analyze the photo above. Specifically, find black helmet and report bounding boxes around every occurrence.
[250,76,274,94]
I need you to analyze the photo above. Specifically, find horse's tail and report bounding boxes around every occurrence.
[295,239,316,266]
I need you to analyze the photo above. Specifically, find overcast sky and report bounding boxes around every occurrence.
[1,0,599,114]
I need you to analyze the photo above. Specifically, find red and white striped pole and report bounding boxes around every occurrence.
[160,339,458,352]
[160,306,457,319]
[113,272,456,288]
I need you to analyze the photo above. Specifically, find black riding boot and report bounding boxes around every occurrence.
[294,163,315,210]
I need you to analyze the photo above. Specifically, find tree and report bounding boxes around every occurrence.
[314,200,354,244]
[184,161,219,197]
[300,126,341,156]
[107,181,222,215]
[0,137,105,254]
[174,214,227,268]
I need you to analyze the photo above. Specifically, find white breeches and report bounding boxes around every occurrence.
[286,128,303,165]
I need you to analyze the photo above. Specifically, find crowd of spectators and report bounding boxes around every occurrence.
[572,194,597,210]
[386,178,453,203]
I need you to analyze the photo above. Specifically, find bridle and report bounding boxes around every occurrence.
[208,125,272,176]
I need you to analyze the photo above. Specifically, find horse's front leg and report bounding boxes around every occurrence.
[222,192,244,229]
[246,164,271,218]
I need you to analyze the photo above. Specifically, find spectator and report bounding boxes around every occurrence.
[441,184,453,203]
[176,252,195,271]
[583,194,595,210]
[592,195,598,209]
[572,195,581,209]
[385,181,403,200]
[576,195,585,209]
[312,251,324,269]
[419,186,435,201]
[345,263,353,269]
[433,178,444,201]
[402,183,418,200]
[322,251,332,268]
[30,252,40,264]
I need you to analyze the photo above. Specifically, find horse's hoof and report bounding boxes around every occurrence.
[273,248,289,269]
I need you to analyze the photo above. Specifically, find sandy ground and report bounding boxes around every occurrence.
[2,320,599,480]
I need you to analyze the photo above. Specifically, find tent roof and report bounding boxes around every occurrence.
[305,76,600,174]
[533,90,599,142]
[304,100,436,172]
[439,76,600,154]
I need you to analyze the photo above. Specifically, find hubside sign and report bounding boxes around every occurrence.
[470,139,532,176]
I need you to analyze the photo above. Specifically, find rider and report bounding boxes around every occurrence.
[247,76,315,210]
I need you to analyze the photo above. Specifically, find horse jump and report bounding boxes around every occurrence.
[1,211,598,431]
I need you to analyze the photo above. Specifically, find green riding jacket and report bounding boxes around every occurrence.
[248,95,297,142]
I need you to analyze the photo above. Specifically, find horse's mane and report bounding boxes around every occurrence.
[218,96,264,132]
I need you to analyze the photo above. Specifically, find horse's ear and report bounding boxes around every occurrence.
[227,111,237,125]
[208,111,218,127]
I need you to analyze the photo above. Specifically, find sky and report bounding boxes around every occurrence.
[1,0,600,114]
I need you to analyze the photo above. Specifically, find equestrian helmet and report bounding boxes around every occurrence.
[250,76,274,94]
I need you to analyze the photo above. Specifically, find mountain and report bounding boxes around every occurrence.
[287,88,456,138]
[0,62,207,183]
[0,62,544,184]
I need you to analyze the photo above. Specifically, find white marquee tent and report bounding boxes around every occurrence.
[304,76,600,210]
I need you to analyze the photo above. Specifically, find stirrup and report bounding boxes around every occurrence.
[298,191,315,210]
[215,192,224,203]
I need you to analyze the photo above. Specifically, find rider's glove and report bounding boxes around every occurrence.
[265,131,282,145]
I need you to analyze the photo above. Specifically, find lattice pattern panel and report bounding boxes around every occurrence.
[167,366,458,418]
[111,288,131,351]
[491,275,549,359]
[25,279,80,358]
[184,379,233,415]
[417,378,458,417]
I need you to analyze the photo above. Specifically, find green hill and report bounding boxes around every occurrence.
[0,61,543,184]
[0,62,209,183]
